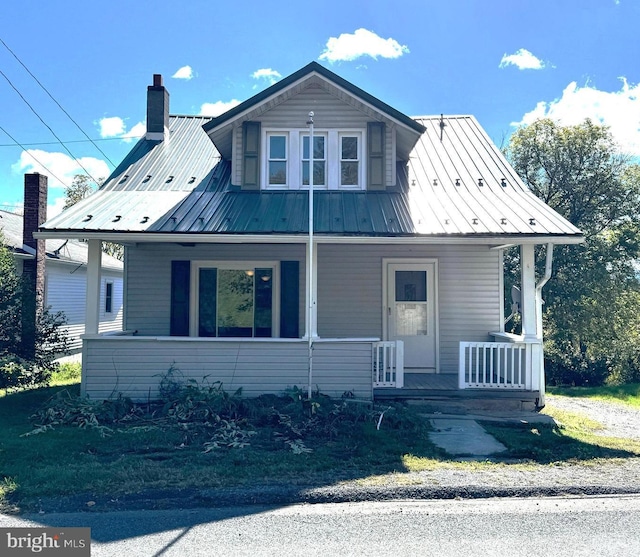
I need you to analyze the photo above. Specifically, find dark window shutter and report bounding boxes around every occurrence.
[280,261,299,338]
[242,121,261,190]
[170,261,190,336]
[367,121,385,190]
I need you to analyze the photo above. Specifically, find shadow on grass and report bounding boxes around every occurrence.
[1,383,638,547]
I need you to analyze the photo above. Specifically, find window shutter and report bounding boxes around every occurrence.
[367,121,385,190]
[242,121,261,190]
[280,261,299,338]
[170,261,190,336]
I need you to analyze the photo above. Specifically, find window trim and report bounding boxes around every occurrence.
[189,260,280,338]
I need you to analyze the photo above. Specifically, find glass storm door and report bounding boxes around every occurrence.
[387,263,437,370]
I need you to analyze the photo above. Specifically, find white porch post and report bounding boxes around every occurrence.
[85,239,102,335]
[520,244,539,391]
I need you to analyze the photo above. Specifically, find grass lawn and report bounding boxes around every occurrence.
[547,383,640,408]
[1,369,639,513]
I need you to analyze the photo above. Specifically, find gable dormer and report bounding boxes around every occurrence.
[203,62,425,192]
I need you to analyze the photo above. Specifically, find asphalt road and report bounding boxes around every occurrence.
[2,495,640,556]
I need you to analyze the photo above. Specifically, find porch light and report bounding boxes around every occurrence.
[245,270,255,277]
[260,274,271,282]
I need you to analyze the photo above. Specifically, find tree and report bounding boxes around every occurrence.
[506,119,640,385]
[0,233,69,389]
[63,174,124,261]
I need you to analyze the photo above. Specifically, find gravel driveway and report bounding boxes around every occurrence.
[546,394,640,441]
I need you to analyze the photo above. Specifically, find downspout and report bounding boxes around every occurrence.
[534,243,554,406]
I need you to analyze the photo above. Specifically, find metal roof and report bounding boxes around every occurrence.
[42,115,220,232]
[1,210,123,270]
[40,114,581,241]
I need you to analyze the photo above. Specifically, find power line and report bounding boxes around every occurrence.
[0,124,71,187]
[0,68,101,185]
[0,37,116,168]
[0,135,143,148]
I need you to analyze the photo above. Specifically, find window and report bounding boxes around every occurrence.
[105,281,113,313]
[340,134,360,187]
[302,134,326,187]
[194,263,276,338]
[261,129,365,190]
[268,134,287,186]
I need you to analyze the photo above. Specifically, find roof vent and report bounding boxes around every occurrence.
[478,178,483,187]
[501,178,507,187]
[83,214,93,222]
[455,179,460,186]
[501,218,507,225]
[112,215,122,222]
[472,218,478,225]
[188,176,196,184]
[141,216,149,224]
[143,175,152,183]
[529,218,536,226]
[433,179,438,186]
[166,176,174,183]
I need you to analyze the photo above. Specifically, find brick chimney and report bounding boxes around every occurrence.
[21,173,47,359]
[146,74,169,141]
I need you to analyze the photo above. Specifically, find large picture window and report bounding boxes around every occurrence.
[194,263,276,338]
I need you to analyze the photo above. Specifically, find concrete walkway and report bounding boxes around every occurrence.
[427,411,555,458]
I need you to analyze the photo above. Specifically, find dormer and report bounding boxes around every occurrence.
[203,62,426,191]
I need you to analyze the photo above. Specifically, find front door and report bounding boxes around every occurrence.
[387,262,437,372]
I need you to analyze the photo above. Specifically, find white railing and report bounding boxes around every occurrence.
[459,341,530,390]
[372,341,404,388]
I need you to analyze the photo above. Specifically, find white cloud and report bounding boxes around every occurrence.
[199,100,242,117]
[11,150,110,190]
[319,28,409,63]
[47,195,67,218]
[98,116,125,137]
[512,78,640,156]
[172,65,194,80]
[98,116,145,143]
[499,48,545,70]
[251,68,282,87]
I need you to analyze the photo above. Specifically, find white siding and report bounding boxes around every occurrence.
[316,244,502,373]
[232,86,395,187]
[82,337,373,401]
[45,262,123,351]
[125,243,306,335]
[124,242,501,375]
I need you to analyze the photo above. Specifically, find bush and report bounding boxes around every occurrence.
[0,235,69,390]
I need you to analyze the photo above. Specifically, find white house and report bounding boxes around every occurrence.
[37,63,582,404]
[1,204,123,352]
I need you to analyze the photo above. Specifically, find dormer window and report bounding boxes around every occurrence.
[268,133,288,186]
[340,134,360,187]
[262,129,365,190]
[302,134,326,187]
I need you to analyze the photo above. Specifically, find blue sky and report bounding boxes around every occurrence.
[1,0,638,216]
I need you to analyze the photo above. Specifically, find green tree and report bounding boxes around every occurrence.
[63,174,124,261]
[0,233,69,389]
[506,119,640,385]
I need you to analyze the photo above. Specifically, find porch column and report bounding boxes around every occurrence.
[520,244,537,341]
[85,239,102,335]
[304,241,318,338]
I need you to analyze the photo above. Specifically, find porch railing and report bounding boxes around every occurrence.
[459,341,529,390]
[372,341,404,388]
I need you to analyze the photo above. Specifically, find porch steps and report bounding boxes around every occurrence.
[374,389,541,414]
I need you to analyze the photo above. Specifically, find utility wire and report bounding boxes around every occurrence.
[0,123,70,187]
[0,135,143,147]
[0,37,116,168]
[0,68,101,185]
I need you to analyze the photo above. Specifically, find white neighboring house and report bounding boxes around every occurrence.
[0,209,123,352]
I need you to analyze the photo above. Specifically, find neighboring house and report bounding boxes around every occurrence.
[38,62,582,403]
[1,205,123,352]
